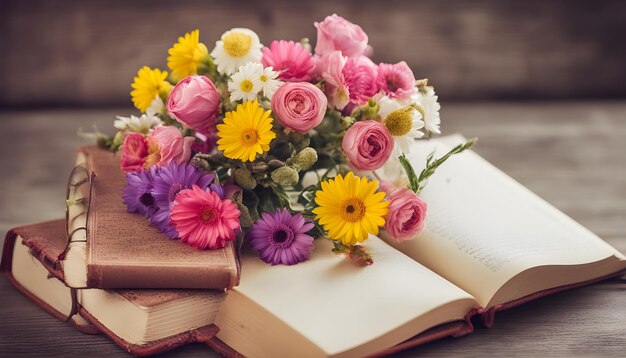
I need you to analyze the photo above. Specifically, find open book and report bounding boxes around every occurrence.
[1,220,231,356]
[214,135,626,357]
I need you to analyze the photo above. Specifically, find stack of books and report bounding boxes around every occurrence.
[2,136,625,357]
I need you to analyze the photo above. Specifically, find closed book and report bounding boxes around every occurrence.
[60,146,240,289]
[1,220,234,357]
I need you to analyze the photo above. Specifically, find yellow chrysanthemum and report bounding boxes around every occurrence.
[216,100,276,162]
[130,66,171,112]
[313,172,389,245]
[167,29,209,81]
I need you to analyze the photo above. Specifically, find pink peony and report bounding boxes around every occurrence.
[377,61,417,101]
[315,51,350,110]
[384,188,428,242]
[342,120,393,170]
[146,126,194,168]
[314,14,368,58]
[262,40,316,82]
[343,56,378,105]
[170,185,241,250]
[120,132,149,173]
[167,75,220,133]
[271,82,327,133]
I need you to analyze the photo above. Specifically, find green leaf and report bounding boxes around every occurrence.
[398,154,420,192]
[416,138,477,193]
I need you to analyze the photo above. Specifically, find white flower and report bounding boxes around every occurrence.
[412,88,441,135]
[228,63,263,102]
[114,113,163,134]
[211,28,263,75]
[146,95,165,118]
[258,66,283,99]
[378,96,424,154]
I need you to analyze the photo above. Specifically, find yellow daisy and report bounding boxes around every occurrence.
[130,66,171,112]
[217,100,276,162]
[313,172,389,245]
[167,29,209,82]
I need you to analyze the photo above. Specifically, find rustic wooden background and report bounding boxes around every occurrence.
[2,0,626,108]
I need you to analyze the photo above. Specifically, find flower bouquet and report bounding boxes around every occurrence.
[93,14,475,266]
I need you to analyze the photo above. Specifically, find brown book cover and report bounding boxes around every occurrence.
[1,220,232,357]
[63,146,239,289]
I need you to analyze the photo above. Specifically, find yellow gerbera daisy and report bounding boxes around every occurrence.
[313,172,389,245]
[217,100,276,162]
[167,29,209,81]
[130,66,171,112]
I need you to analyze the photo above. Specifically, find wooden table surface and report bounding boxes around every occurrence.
[0,102,624,357]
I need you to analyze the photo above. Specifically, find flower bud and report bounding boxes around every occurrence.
[271,166,299,186]
[233,168,257,190]
[362,98,379,120]
[290,147,318,171]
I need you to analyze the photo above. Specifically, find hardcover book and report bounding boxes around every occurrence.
[1,220,230,356]
[60,146,240,289]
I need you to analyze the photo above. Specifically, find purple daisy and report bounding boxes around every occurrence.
[150,162,216,239]
[248,208,315,265]
[122,167,158,218]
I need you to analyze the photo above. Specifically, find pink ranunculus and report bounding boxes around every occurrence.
[342,120,393,170]
[120,132,149,173]
[271,82,327,133]
[343,55,378,105]
[384,188,428,242]
[147,126,194,167]
[314,14,368,58]
[167,75,220,133]
[315,51,350,110]
[262,40,316,82]
[377,61,418,101]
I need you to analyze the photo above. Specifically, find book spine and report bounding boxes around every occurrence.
[86,262,236,289]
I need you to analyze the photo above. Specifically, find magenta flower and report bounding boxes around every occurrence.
[171,185,240,249]
[262,40,316,82]
[122,166,158,218]
[248,209,315,265]
[149,162,215,239]
[377,61,417,101]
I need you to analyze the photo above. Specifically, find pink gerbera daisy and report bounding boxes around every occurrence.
[262,40,316,82]
[170,185,240,250]
[377,61,417,101]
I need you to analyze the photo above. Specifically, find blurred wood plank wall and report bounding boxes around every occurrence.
[1,0,625,107]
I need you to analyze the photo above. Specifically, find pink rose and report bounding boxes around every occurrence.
[262,40,316,82]
[342,120,393,170]
[315,14,368,58]
[146,126,194,168]
[343,56,378,105]
[377,61,417,101]
[167,76,220,133]
[384,188,428,242]
[315,51,350,110]
[271,82,327,133]
[120,133,149,173]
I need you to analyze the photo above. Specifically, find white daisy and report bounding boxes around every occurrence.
[258,66,283,99]
[412,88,441,135]
[114,113,163,134]
[228,63,263,102]
[211,28,263,75]
[378,96,424,154]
